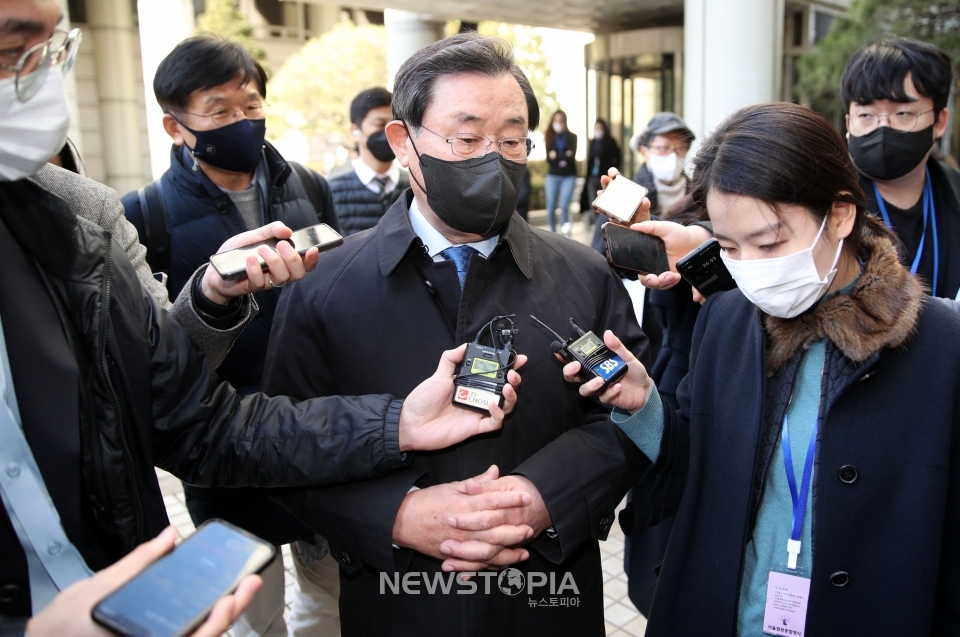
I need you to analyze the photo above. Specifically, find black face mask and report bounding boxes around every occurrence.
[179,117,266,174]
[365,130,396,162]
[848,124,934,181]
[408,133,525,236]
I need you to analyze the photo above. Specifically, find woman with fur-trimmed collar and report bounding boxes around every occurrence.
[568,103,960,636]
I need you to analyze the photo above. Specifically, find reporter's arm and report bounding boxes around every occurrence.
[24,527,261,637]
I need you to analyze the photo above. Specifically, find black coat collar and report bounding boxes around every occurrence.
[0,178,82,279]
[376,189,534,280]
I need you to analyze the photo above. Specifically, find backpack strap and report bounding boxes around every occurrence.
[291,162,325,224]
[136,176,171,276]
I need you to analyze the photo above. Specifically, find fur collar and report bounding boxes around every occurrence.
[764,230,924,375]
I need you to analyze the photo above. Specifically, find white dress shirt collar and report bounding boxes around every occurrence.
[354,157,400,194]
[408,197,499,259]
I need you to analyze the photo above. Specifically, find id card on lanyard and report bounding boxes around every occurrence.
[762,414,817,637]
[873,166,938,295]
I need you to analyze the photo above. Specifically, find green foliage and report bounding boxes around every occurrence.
[266,22,387,144]
[798,0,960,122]
[196,0,267,63]
[478,22,561,132]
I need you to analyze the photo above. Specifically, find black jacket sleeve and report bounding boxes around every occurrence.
[510,267,651,563]
[144,281,410,488]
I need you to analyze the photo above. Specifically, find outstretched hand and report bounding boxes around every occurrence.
[562,330,652,414]
[26,527,262,637]
[628,220,712,290]
[398,345,527,452]
[597,167,651,225]
[200,221,321,304]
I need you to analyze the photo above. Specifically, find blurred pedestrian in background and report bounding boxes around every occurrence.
[581,118,620,231]
[544,109,578,235]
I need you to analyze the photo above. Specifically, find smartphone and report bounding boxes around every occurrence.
[209,223,343,281]
[92,520,275,637]
[592,174,649,225]
[602,222,669,276]
[676,238,738,297]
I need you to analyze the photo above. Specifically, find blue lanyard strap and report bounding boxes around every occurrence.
[555,134,565,153]
[872,166,939,295]
[782,414,818,570]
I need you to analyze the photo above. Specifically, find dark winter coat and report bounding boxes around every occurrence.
[262,191,652,636]
[623,229,960,636]
[546,131,578,177]
[0,177,408,619]
[122,143,338,394]
[586,135,621,180]
[861,156,960,299]
[329,168,409,236]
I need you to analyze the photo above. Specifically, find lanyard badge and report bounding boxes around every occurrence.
[762,414,817,637]
[873,166,939,295]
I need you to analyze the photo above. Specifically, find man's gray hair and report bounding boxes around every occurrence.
[393,32,540,132]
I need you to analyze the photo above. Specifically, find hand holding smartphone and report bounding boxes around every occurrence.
[92,520,275,637]
[676,238,738,297]
[592,174,649,225]
[209,223,343,281]
[602,222,670,276]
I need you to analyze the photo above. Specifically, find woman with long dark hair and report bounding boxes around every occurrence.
[573,102,960,636]
[543,109,578,235]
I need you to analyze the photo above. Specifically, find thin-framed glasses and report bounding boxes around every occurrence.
[1,28,82,102]
[420,125,534,161]
[180,103,268,127]
[848,108,934,135]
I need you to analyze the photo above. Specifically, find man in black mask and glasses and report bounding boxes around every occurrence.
[843,38,960,299]
[263,32,652,637]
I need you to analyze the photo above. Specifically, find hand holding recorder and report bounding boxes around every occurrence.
[399,344,527,452]
[560,330,653,415]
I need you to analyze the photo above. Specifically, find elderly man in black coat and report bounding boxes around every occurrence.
[262,33,651,637]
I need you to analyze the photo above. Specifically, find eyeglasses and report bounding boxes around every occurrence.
[848,108,935,135]
[1,28,82,102]
[647,143,687,156]
[419,125,534,161]
[180,103,267,127]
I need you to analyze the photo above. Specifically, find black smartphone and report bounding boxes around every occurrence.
[209,223,343,281]
[91,520,275,637]
[602,222,670,276]
[676,238,738,297]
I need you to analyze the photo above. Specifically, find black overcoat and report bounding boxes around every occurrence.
[263,191,652,636]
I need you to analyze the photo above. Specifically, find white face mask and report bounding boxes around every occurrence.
[647,152,685,184]
[0,71,71,182]
[552,123,564,134]
[720,216,844,319]
[594,130,604,139]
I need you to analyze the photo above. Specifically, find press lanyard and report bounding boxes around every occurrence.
[873,166,938,295]
[781,414,818,570]
[555,134,566,153]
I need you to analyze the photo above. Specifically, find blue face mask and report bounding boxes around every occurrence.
[179,117,266,174]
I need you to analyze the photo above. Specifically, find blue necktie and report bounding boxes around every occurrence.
[440,245,479,289]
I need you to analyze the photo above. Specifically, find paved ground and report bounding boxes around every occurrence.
[157,211,649,637]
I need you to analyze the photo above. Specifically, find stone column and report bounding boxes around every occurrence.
[384,10,445,90]
[86,0,145,193]
[137,0,194,180]
[683,0,785,153]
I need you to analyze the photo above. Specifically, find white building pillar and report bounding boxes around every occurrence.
[86,0,145,193]
[384,10,445,90]
[683,0,784,153]
[138,0,194,180]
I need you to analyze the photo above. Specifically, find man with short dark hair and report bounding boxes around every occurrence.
[843,37,960,299]
[121,34,343,637]
[264,32,650,636]
[330,87,410,235]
